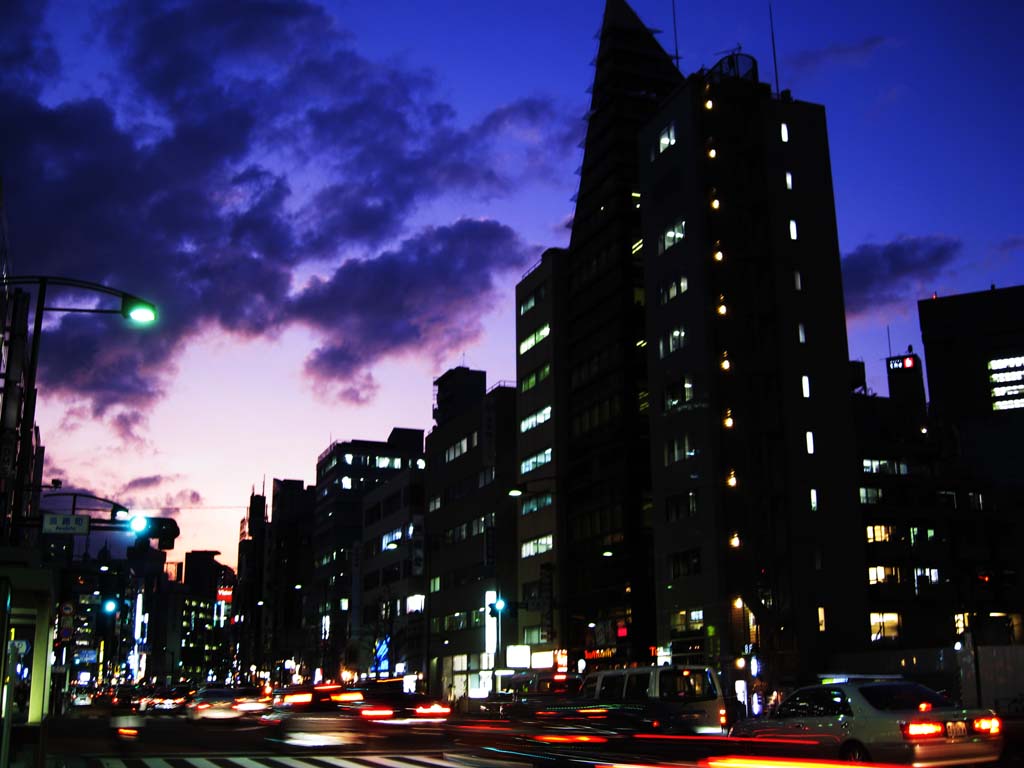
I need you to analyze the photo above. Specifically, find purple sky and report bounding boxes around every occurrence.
[5,0,1023,567]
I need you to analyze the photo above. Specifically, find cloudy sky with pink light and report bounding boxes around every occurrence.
[5,0,1022,567]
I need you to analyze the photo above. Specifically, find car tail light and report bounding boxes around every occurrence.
[197,703,212,710]
[258,696,271,703]
[174,698,185,704]
[315,684,342,691]
[361,708,395,718]
[116,728,139,738]
[415,703,451,716]
[973,717,1002,735]
[918,702,933,712]
[283,692,313,704]
[330,691,364,702]
[902,721,945,739]
[111,697,119,705]
[533,734,608,744]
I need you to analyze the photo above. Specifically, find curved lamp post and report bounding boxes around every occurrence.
[2,275,156,539]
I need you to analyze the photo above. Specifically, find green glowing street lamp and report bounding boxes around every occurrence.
[3,275,158,540]
[121,295,157,324]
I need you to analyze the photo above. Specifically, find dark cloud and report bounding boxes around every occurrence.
[1,0,60,94]
[997,236,1024,253]
[842,235,961,316]
[289,218,536,401]
[786,36,890,77]
[1,0,572,428]
[121,474,171,492]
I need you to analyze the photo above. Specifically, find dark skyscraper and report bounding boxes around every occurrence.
[515,0,864,684]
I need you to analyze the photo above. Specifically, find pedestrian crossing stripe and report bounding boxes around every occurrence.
[91,753,470,768]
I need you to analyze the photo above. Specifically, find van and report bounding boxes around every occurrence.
[581,665,729,733]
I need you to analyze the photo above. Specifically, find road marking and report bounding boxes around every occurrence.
[310,758,383,768]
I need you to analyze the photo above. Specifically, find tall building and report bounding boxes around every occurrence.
[312,428,424,679]
[641,51,865,682]
[513,0,685,673]
[263,478,315,683]
[356,467,427,678]
[234,490,267,680]
[514,0,864,685]
[425,368,517,698]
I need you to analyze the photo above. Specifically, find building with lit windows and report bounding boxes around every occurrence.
[919,285,1024,487]
[262,478,315,683]
[424,367,517,699]
[311,428,424,679]
[514,0,865,685]
[356,467,427,678]
[640,48,865,683]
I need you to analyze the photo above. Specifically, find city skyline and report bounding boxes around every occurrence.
[5,0,1023,566]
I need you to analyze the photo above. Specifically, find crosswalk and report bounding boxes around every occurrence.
[90,753,471,768]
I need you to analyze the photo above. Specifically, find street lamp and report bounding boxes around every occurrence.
[3,275,157,540]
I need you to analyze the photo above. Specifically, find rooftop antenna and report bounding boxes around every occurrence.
[769,3,781,95]
[670,0,680,69]
[886,325,892,357]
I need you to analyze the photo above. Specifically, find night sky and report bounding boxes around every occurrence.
[4,0,1022,565]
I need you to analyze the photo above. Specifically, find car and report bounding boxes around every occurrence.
[70,690,93,707]
[140,685,195,714]
[729,677,1003,765]
[186,688,253,721]
[262,681,451,747]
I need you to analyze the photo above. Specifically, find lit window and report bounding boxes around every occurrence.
[802,376,810,398]
[521,447,552,475]
[711,198,721,210]
[521,494,554,516]
[664,376,694,412]
[659,275,688,304]
[658,123,676,153]
[519,294,536,316]
[707,147,717,159]
[664,434,694,465]
[519,324,551,355]
[659,219,686,254]
[341,476,352,490]
[954,613,969,634]
[866,525,892,542]
[818,606,826,632]
[786,171,793,190]
[406,594,425,613]
[726,470,737,488]
[859,487,883,504]
[780,122,789,142]
[520,405,552,433]
[429,576,440,593]
[870,612,901,642]
[381,527,403,551]
[805,431,815,454]
[521,534,554,559]
[520,363,551,393]
[789,219,798,240]
[913,568,939,595]
[798,323,806,344]
[868,566,900,585]
[794,271,802,291]
[810,488,818,511]
[659,326,686,358]
[705,99,714,110]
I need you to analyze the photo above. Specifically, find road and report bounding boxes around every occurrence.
[26,707,1024,768]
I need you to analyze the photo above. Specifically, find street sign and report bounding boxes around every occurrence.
[60,602,74,616]
[42,513,90,535]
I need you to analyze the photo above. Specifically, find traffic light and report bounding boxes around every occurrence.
[488,598,506,618]
[102,598,118,614]
[127,516,180,549]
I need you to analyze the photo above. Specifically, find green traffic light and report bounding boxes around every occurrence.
[103,599,118,614]
[129,515,149,534]
[494,598,506,612]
